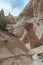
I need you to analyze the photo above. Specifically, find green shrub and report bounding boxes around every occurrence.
[0,16,7,30]
[37,52,43,62]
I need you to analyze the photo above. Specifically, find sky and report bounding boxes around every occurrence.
[0,0,30,16]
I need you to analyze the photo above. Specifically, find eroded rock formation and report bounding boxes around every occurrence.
[24,23,43,48]
[0,0,43,64]
[18,0,43,48]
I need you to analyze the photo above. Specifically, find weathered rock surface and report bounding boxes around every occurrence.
[0,0,43,65]
[6,13,16,24]
[18,0,43,48]
[0,29,34,65]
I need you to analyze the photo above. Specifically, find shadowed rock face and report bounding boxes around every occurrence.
[23,23,43,48]
[22,23,33,43]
